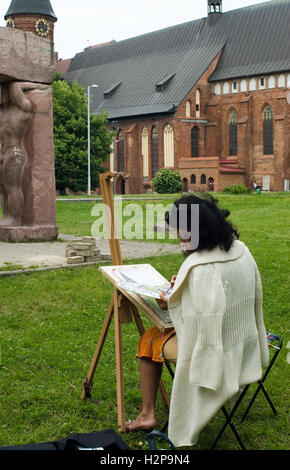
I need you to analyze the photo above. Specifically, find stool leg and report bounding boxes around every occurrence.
[261,384,277,415]
[211,407,246,450]
[241,384,261,422]
[241,381,277,422]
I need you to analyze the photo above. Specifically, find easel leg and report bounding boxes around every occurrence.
[114,289,126,432]
[81,298,114,399]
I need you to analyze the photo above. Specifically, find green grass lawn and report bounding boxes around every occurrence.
[0,192,289,450]
[56,192,290,243]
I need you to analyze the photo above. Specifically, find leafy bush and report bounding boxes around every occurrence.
[152,169,183,194]
[223,184,251,194]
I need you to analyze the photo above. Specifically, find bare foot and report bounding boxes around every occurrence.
[125,414,158,433]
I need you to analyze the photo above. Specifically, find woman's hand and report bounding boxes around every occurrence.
[157,291,169,310]
[157,275,176,310]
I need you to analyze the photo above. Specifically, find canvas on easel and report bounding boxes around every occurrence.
[99,264,173,331]
[81,172,171,432]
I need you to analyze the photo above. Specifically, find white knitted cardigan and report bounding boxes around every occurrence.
[167,240,269,447]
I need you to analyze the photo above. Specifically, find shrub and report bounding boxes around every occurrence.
[223,184,251,194]
[152,169,183,194]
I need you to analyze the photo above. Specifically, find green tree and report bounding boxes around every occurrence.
[52,75,113,193]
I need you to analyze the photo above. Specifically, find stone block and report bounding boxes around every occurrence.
[74,242,96,249]
[81,237,96,243]
[66,239,84,246]
[101,254,112,261]
[76,249,94,257]
[0,27,55,84]
[66,250,77,257]
[67,256,85,264]
[84,256,100,262]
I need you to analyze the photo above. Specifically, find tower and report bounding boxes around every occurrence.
[208,1,223,15]
[4,0,57,42]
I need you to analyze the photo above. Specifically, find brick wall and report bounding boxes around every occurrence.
[211,73,289,191]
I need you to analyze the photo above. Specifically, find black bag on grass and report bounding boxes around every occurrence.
[0,430,130,451]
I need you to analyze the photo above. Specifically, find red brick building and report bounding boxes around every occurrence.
[64,1,290,193]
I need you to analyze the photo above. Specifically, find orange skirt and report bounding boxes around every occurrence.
[136,326,176,363]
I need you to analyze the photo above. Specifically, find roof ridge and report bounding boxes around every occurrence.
[83,17,203,53]
[64,0,290,121]
[224,0,288,15]
[79,1,286,56]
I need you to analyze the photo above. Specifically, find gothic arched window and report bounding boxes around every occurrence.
[117,130,124,172]
[268,76,275,88]
[191,126,199,157]
[151,127,159,177]
[278,74,285,88]
[223,82,230,94]
[141,128,149,179]
[185,100,191,117]
[201,174,206,185]
[164,124,174,167]
[263,106,274,155]
[196,89,201,118]
[249,78,256,91]
[214,83,221,95]
[190,174,196,184]
[229,111,238,156]
[109,142,114,172]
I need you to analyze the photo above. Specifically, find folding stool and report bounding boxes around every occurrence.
[163,362,249,450]
[162,331,282,450]
[240,332,282,422]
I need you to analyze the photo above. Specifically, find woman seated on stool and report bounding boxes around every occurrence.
[126,194,269,448]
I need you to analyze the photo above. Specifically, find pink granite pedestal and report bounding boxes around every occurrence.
[0,225,58,243]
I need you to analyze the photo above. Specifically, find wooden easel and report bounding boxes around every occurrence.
[81,172,170,432]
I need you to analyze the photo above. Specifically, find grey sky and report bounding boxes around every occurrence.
[1,0,272,59]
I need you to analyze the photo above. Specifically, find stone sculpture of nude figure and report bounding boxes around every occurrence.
[0,81,49,226]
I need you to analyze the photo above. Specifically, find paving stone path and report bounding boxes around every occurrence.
[0,234,178,270]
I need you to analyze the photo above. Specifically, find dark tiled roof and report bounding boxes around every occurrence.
[209,0,290,81]
[5,0,57,20]
[64,0,290,120]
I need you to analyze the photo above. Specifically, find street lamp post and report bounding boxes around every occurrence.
[87,84,98,196]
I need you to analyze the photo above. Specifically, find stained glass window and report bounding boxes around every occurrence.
[118,130,124,172]
[142,128,149,179]
[263,106,273,155]
[152,127,159,177]
[229,111,238,156]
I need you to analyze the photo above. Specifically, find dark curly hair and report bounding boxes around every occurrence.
[165,194,239,253]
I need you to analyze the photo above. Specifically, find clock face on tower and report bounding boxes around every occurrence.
[35,18,50,37]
